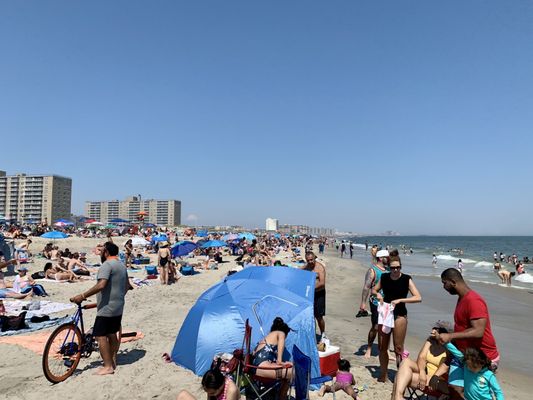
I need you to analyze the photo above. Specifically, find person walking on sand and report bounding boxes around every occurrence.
[70,242,129,376]
[356,249,389,358]
[434,268,500,400]
[302,251,327,339]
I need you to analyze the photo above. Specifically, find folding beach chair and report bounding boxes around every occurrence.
[291,345,334,400]
[235,319,292,400]
[405,385,449,400]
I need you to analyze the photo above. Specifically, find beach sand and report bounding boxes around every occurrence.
[0,238,528,400]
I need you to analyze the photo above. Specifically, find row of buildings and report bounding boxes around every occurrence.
[265,217,335,236]
[0,171,181,226]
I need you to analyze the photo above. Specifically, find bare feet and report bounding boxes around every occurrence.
[364,348,372,359]
[93,367,114,376]
[318,386,326,397]
[378,375,389,383]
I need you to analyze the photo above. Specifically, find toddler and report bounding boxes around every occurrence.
[318,359,360,399]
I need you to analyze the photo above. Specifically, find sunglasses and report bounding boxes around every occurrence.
[390,266,402,270]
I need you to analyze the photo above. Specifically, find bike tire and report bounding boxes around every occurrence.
[42,323,83,383]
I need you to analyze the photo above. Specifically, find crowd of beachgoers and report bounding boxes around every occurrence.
[0,219,518,400]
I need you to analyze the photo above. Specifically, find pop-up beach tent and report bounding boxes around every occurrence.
[171,267,320,378]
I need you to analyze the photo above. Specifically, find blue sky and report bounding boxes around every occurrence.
[1,1,532,235]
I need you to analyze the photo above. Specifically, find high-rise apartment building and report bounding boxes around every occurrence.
[0,171,72,223]
[265,218,279,231]
[85,196,181,226]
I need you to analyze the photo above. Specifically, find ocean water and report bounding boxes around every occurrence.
[345,236,533,290]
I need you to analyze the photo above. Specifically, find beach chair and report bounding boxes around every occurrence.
[405,385,448,400]
[235,319,292,400]
[291,345,334,400]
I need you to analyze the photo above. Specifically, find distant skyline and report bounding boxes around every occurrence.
[2,1,533,235]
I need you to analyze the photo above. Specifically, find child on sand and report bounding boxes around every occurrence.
[318,359,360,399]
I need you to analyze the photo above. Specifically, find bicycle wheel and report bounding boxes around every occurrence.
[42,323,83,383]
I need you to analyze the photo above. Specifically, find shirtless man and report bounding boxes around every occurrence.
[302,251,327,339]
[357,249,389,358]
[66,253,90,274]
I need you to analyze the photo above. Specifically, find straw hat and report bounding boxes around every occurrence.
[159,241,169,247]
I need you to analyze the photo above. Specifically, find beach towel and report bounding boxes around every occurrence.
[0,315,73,337]
[377,302,395,334]
[0,329,144,353]
[4,300,75,318]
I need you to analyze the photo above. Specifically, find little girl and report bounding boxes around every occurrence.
[445,343,504,400]
[318,359,360,399]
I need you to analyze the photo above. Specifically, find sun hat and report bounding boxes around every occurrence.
[376,249,389,258]
[159,241,169,247]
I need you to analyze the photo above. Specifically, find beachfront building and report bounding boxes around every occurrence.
[265,218,279,231]
[0,171,72,223]
[278,224,335,236]
[85,196,181,226]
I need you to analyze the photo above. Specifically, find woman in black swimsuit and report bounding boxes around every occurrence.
[372,256,422,383]
[158,241,171,285]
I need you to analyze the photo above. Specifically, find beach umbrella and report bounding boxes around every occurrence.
[199,240,227,248]
[196,230,208,237]
[222,233,239,241]
[131,236,149,247]
[41,231,69,239]
[152,234,168,243]
[171,241,198,258]
[109,218,129,224]
[171,267,318,377]
[144,223,156,228]
[238,232,257,241]
[104,224,117,229]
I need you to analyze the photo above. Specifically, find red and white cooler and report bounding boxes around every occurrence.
[318,345,340,377]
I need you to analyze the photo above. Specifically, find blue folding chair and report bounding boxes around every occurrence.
[291,345,334,400]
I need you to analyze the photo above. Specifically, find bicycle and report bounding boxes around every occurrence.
[42,300,121,383]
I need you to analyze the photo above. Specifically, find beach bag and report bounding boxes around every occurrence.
[0,311,28,332]
[31,271,46,280]
[180,265,194,276]
[74,269,90,276]
[145,266,158,276]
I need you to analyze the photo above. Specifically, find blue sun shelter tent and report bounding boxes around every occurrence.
[171,241,198,258]
[171,267,319,378]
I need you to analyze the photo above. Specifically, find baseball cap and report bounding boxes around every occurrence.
[376,249,389,258]
[18,266,29,272]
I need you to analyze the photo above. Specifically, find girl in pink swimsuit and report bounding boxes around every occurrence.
[175,366,239,400]
[318,359,360,399]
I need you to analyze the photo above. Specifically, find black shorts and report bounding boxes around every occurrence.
[314,290,326,318]
[369,300,378,326]
[92,315,122,336]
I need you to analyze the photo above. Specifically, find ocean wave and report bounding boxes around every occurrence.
[515,273,533,283]
[474,261,493,268]
[436,255,477,263]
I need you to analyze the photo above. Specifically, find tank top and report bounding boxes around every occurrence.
[380,273,411,317]
[425,348,447,378]
[370,263,386,305]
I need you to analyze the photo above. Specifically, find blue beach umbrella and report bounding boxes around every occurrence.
[54,219,74,225]
[222,233,239,241]
[200,240,227,248]
[238,232,257,241]
[171,241,198,258]
[41,231,69,239]
[196,230,208,237]
[171,267,318,377]
[152,234,168,243]
[109,218,129,223]
[144,223,156,228]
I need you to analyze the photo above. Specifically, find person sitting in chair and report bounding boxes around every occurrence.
[391,322,451,400]
[252,317,293,400]
[176,365,239,400]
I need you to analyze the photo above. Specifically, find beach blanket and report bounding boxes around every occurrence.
[0,329,144,353]
[4,300,75,318]
[35,278,70,283]
[0,315,73,337]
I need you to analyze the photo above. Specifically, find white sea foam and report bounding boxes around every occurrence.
[474,261,493,268]
[436,255,477,263]
[515,273,533,283]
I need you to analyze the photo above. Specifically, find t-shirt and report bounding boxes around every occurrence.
[96,258,128,317]
[454,290,499,361]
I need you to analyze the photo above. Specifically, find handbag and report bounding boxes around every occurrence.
[0,311,28,332]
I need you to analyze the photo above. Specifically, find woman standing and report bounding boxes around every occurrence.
[158,241,171,285]
[372,256,422,383]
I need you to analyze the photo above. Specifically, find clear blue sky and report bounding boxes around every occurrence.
[1,1,532,235]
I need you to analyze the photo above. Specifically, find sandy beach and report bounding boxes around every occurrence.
[0,237,528,400]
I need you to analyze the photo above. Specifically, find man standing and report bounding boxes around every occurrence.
[356,249,389,358]
[302,251,326,339]
[435,268,500,398]
[71,242,129,375]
